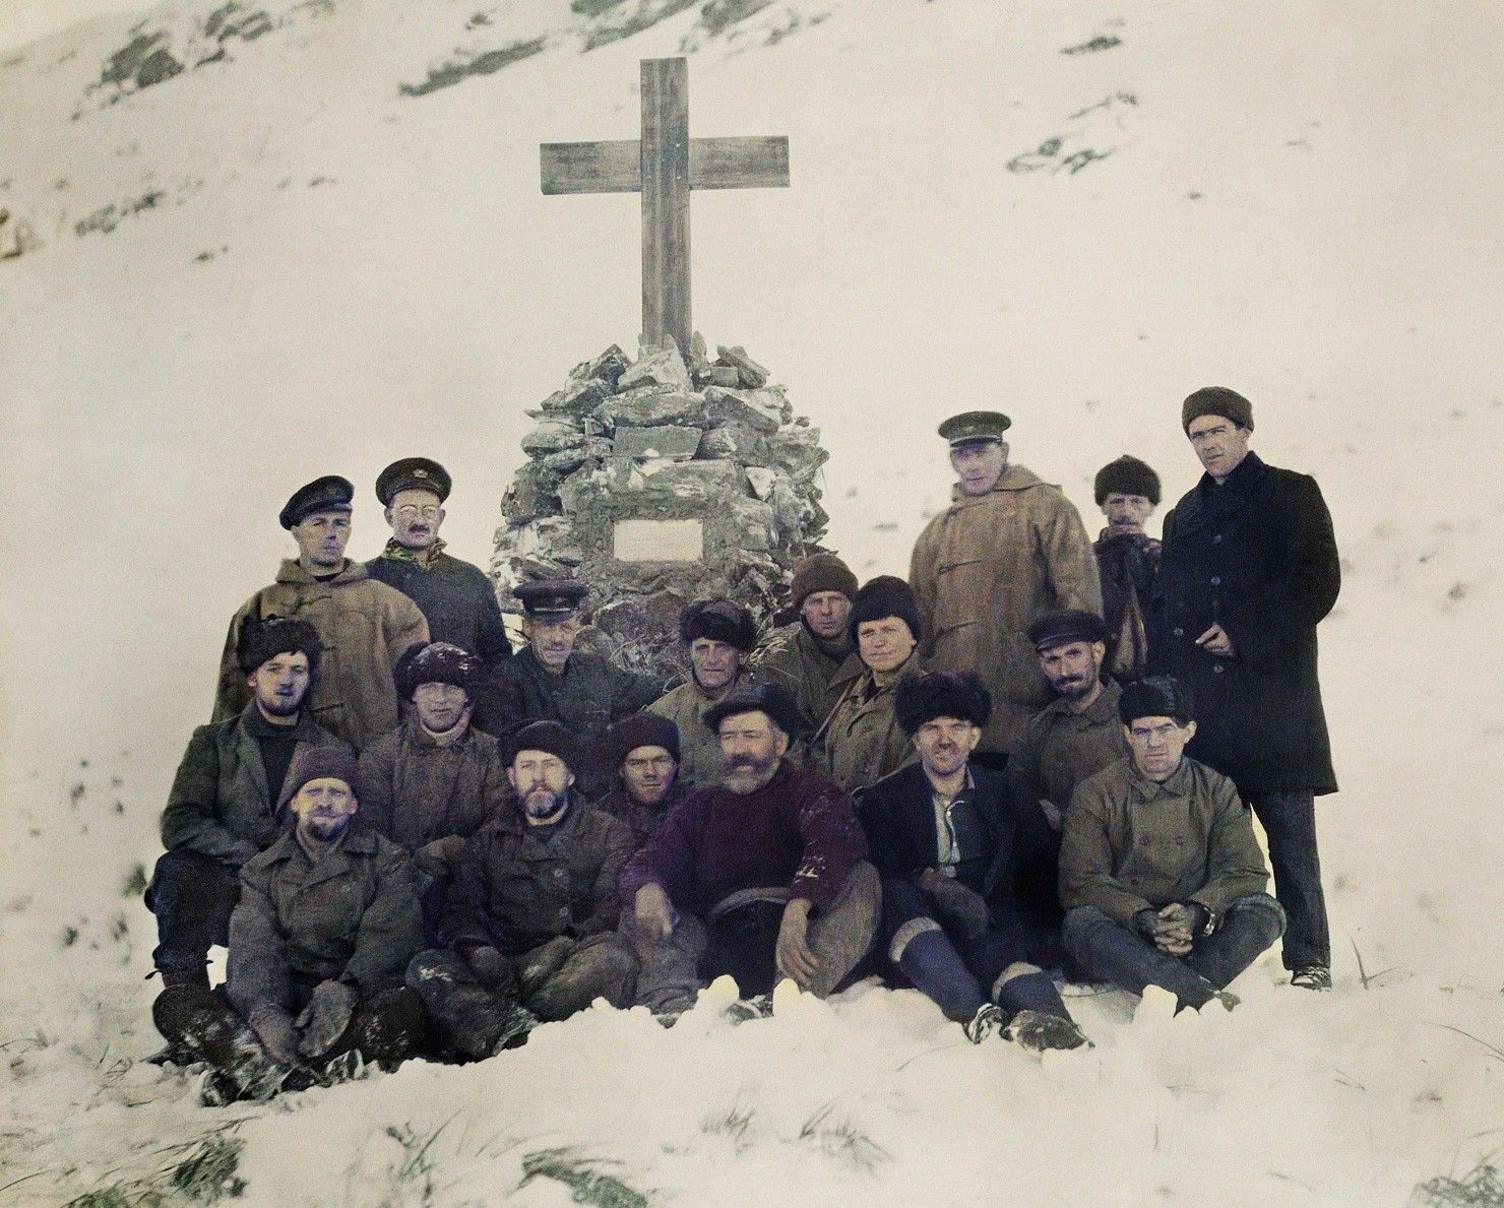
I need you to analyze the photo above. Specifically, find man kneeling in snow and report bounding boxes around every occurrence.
[855,671,1088,1051]
[622,684,880,1018]
[1059,676,1286,1011]
[151,748,428,1103]
[406,722,638,1058]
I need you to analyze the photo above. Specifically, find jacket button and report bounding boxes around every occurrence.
[1210,576,1221,586]
[1173,627,1184,638]
[1213,534,1222,543]
[1213,664,1224,674]
[1138,836,1150,846]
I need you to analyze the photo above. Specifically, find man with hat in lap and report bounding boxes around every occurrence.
[151,746,428,1102]
[492,579,662,798]
[407,722,638,1057]
[622,684,880,1017]
[854,670,1085,1051]
[357,641,510,940]
[909,411,1101,765]
[748,553,860,734]
[1092,454,1164,680]
[814,576,929,793]
[1060,675,1286,1012]
[214,475,429,752]
[365,458,513,730]
[647,598,761,788]
[149,617,347,990]
[599,714,694,853]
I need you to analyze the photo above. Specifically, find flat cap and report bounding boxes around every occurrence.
[1118,675,1195,726]
[279,475,353,530]
[376,457,451,506]
[514,579,588,616]
[938,411,1011,446]
[703,682,805,739]
[1026,609,1108,651]
[507,720,580,769]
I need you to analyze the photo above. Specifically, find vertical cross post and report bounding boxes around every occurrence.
[640,58,691,354]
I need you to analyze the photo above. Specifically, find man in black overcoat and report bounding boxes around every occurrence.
[1148,386,1340,990]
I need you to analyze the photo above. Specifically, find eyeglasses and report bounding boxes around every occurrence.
[396,505,441,520]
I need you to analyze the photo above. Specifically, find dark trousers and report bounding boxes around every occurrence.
[146,850,241,987]
[882,878,1070,1024]
[1063,895,1286,1010]
[1248,789,1330,970]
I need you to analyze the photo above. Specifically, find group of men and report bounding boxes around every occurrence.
[145,383,1341,1103]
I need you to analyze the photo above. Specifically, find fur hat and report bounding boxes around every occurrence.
[788,553,859,610]
[1026,609,1108,652]
[1182,386,1254,433]
[604,714,681,767]
[395,641,481,699]
[1093,454,1161,506]
[236,616,323,676]
[702,683,806,739]
[847,575,923,645]
[894,670,992,736]
[506,720,579,769]
[680,598,758,652]
[1118,675,1195,726]
[276,746,360,815]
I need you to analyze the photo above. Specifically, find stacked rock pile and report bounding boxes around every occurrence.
[491,335,832,680]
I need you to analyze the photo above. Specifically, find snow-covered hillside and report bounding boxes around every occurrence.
[2,2,1502,1204]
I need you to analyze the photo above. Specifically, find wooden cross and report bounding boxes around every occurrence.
[540,57,790,355]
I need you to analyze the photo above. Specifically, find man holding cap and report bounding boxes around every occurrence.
[150,617,348,989]
[748,553,860,732]
[357,642,510,939]
[622,684,879,1016]
[151,746,428,1102]
[214,475,429,752]
[909,411,1101,763]
[1092,454,1164,680]
[648,598,761,787]
[407,721,638,1056]
[1149,387,1341,991]
[492,579,662,797]
[599,714,693,852]
[365,458,512,729]
[1059,676,1286,1012]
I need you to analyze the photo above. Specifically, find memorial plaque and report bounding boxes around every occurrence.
[613,518,704,562]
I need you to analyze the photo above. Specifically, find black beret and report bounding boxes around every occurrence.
[605,713,681,767]
[1118,676,1195,726]
[236,616,323,675]
[702,683,805,739]
[276,746,360,816]
[507,720,580,769]
[279,475,353,530]
[1182,386,1254,433]
[938,410,1011,446]
[681,598,757,652]
[848,575,923,645]
[514,579,588,616]
[395,641,481,699]
[376,458,451,506]
[1026,609,1108,651]
[1093,454,1161,506]
[895,671,992,736]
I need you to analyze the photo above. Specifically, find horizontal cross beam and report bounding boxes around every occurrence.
[540,136,790,195]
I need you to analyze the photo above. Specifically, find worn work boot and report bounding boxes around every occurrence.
[487,1003,540,1055]
[963,1004,1006,1044]
[724,994,772,1025]
[152,986,288,1101]
[1289,965,1331,992]
[1002,1010,1091,1053]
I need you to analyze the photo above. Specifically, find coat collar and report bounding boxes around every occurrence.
[238,701,326,744]
[275,557,369,587]
[948,462,1049,504]
[261,825,377,885]
[1176,451,1269,531]
[1041,677,1122,725]
[1125,756,1195,803]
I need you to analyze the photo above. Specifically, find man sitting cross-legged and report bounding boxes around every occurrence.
[1060,676,1286,1011]
[151,748,428,1103]
[406,722,638,1059]
[855,671,1087,1052]
[622,683,880,1019]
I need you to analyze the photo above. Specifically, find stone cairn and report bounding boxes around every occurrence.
[491,335,832,683]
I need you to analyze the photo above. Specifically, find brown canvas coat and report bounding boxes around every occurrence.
[909,464,1102,755]
[814,655,925,793]
[747,622,852,733]
[214,559,430,753]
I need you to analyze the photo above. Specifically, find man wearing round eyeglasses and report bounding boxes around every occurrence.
[366,458,513,732]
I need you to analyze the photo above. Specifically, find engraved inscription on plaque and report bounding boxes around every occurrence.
[613,518,704,562]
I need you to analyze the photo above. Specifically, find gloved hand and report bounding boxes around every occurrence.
[518,936,575,999]
[467,946,518,995]
[294,979,357,1061]
[247,1004,299,1066]
[414,836,465,879]
[920,870,991,941]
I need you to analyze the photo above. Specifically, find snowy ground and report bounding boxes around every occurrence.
[2,1,1503,1204]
